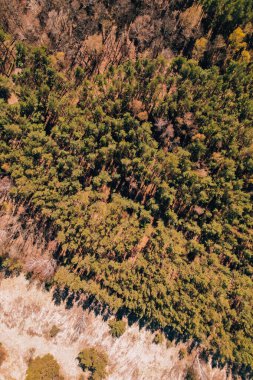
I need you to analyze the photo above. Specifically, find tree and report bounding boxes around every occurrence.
[179,348,187,360]
[153,331,164,345]
[77,347,108,380]
[108,319,126,338]
[0,75,11,101]
[1,36,253,376]
[192,38,208,61]
[25,354,63,380]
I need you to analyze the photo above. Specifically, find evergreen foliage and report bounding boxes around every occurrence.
[77,347,108,380]
[0,32,253,376]
[153,332,164,345]
[108,319,126,338]
[201,0,253,33]
[25,354,63,380]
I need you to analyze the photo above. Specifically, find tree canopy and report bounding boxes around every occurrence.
[77,347,108,380]
[25,354,63,380]
[0,28,252,377]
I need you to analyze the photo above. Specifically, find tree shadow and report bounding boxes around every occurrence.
[50,283,253,380]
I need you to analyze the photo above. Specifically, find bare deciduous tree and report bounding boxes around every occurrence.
[25,256,57,281]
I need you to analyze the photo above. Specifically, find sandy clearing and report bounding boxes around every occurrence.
[0,275,229,380]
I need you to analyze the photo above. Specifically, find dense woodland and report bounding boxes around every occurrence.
[0,2,253,377]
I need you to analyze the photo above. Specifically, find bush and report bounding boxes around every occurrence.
[153,332,164,345]
[0,343,7,366]
[49,325,61,338]
[25,354,63,380]
[185,367,199,380]
[77,347,108,380]
[108,319,126,338]
[179,348,187,360]
[166,339,173,349]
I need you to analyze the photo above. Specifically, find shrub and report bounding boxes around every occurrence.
[25,354,63,380]
[2,257,22,274]
[166,339,174,349]
[108,319,126,338]
[185,367,199,380]
[179,348,187,360]
[77,347,108,380]
[49,325,61,338]
[153,332,164,345]
[0,343,7,366]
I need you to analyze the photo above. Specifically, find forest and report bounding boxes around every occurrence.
[0,1,253,378]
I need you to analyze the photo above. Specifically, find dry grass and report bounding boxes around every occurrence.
[0,276,231,380]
